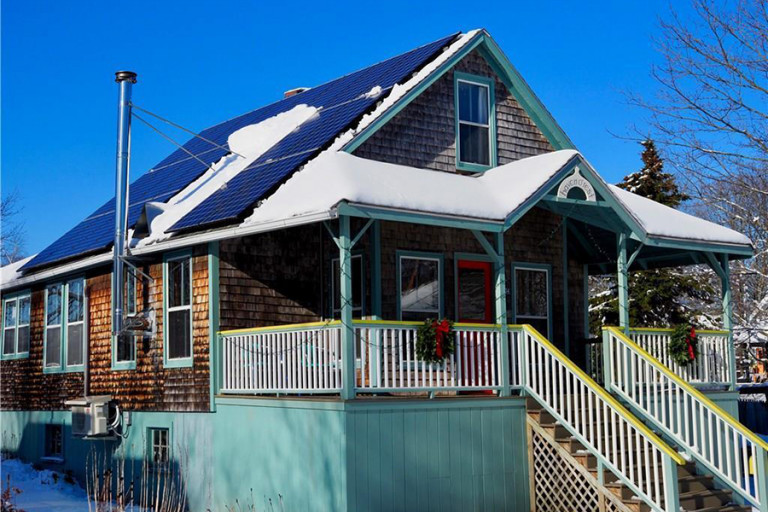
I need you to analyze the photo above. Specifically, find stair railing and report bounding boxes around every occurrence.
[514,325,685,512]
[604,326,768,512]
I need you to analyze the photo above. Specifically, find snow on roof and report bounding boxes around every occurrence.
[1,255,36,287]
[243,150,579,224]
[135,104,319,247]
[243,149,753,251]
[609,185,752,247]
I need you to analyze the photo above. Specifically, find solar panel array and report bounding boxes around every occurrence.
[22,33,458,272]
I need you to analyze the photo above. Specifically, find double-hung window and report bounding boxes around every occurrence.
[45,278,86,372]
[455,72,495,171]
[512,264,551,338]
[164,253,192,367]
[2,293,30,359]
[398,253,443,321]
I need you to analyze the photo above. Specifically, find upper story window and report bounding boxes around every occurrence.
[2,292,31,359]
[44,278,85,372]
[398,252,443,321]
[164,252,192,368]
[455,72,496,171]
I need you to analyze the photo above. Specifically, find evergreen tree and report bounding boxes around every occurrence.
[589,140,713,333]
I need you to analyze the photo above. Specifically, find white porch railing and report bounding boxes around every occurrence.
[518,325,684,512]
[629,328,731,385]
[220,322,343,394]
[604,326,768,510]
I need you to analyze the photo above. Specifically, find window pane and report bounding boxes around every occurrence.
[516,269,548,318]
[47,285,62,326]
[18,296,30,325]
[458,266,488,321]
[3,329,15,355]
[333,256,363,313]
[459,124,490,166]
[116,333,135,363]
[458,81,489,125]
[168,259,190,308]
[45,425,63,458]
[126,272,136,315]
[168,309,191,359]
[45,327,61,367]
[4,301,17,329]
[67,324,84,366]
[68,279,84,323]
[400,258,439,317]
[17,326,30,354]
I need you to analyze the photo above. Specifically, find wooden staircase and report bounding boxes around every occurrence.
[527,398,752,512]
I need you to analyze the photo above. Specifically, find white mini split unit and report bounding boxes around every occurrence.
[65,395,113,438]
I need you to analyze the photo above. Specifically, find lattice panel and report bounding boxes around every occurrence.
[530,424,632,512]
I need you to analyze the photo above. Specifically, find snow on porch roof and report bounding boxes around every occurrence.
[242,150,753,250]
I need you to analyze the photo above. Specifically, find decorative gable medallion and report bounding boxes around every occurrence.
[556,167,596,202]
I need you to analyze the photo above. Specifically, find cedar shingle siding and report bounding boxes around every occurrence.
[1,247,211,411]
[354,50,553,171]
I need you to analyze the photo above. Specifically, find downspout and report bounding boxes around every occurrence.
[84,284,90,398]
[111,71,137,340]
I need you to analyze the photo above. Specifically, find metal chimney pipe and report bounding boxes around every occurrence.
[112,71,137,336]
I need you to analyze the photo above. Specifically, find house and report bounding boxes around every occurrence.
[2,29,766,512]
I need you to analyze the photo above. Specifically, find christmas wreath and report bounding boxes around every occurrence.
[416,318,455,364]
[668,324,698,366]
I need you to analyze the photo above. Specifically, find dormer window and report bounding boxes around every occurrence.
[455,72,496,171]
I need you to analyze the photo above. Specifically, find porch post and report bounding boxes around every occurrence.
[339,215,356,399]
[720,253,737,390]
[494,232,511,396]
[617,232,630,333]
[371,220,382,319]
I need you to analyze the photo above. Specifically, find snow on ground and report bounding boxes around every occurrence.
[1,457,88,511]
[136,103,318,246]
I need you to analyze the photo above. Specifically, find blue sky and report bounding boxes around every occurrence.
[2,0,691,256]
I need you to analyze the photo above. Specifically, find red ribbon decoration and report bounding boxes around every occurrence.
[686,327,696,361]
[432,319,450,358]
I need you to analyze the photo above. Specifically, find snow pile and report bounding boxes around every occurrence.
[0,255,35,289]
[1,457,88,511]
[609,185,753,246]
[244,150,578,224]
[136,104,318,246]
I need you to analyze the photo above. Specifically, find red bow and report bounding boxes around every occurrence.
[432,319,450,358]
[686,327,696,361]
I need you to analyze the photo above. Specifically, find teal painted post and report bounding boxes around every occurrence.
[494,232,511,396]
[721,253,738,391]
[562,219,570,357]
[339,216,356,400]
[371,220,382,320]
[617,233,629,333]
[662,454,681,512]
[208,241,220,411]
[756,448,768,512]
[601,329,613,392]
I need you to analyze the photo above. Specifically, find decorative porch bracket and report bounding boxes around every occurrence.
[472,230,511,396]
[704,251,737,391]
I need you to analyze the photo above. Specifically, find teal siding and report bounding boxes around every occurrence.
[1,397,530,512]
[345,399,530,512]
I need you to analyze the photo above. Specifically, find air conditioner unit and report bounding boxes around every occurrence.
[65,395,112,437]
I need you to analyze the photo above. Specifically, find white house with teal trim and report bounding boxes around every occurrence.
[1,29,766,512]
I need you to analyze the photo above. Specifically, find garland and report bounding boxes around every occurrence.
[416,318,455,364]
[668,324,698,366]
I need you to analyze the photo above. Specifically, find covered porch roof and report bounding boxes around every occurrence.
[242,149,753,271]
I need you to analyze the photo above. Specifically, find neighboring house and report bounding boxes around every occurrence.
[2,30,766,512]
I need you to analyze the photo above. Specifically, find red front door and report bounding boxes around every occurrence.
[457,260,493,324]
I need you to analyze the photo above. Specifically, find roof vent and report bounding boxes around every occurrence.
[284,87,310,98]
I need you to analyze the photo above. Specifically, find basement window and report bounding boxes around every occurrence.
[455,72,495,171]
[2,292,30,359]
[44,278,86,373]
[148,427,170,470]
[43,424,64,461]
[164,252,192,368]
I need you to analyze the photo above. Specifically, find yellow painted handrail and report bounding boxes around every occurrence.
[628,326,729,335]
[519,324,686,465]
[220,319,509,336]
[605,326,768,452]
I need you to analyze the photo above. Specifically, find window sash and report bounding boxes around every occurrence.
[164,254,193,366]
[456,79,492,167]
[514,266,550,337]
[3,298,17,355]
[399,256,441,317]
[44,279,85,370]
[126,271,137,316]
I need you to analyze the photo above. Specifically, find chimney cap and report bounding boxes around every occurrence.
[115,71,138,83]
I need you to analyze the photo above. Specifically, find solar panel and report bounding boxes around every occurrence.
[22,33,458,271]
